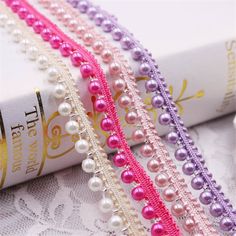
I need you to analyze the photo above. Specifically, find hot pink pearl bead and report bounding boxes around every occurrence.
[107,134,120,149]
[83,33,94,46]
[113,152,127,167]
[163,187,176,202]
[6,0,13,7]
[121,170,135,184]
[10,1,20,12]
[101,49,113,63]
[101,118,113,131]
[41,28,52,41]
[132,129,145,143]
[92,41,104,54]
[70,51,84,67]
[33,21,45,34]
[94,98,107,112]
[155,173,169,187]
[113,79,126,92]
[80,63,94,79]
[59,42,72,57]
[147,159,161,173]
[151,222,165,236]
[171,202,185,217]
[49,35,62,49]
[118,95,131,109]
[142,205,155,220]
[88,80,101,94]
[183,217,195,232]
[140,144,153,158]
[125,111,138,124]
[109,62,121,75]
[25,14,36,26]
[131,186,145,201]
[17,7,28,19]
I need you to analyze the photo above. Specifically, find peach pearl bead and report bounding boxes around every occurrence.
[183,217,195,232]
[109,62,121,75]
[140,144,153,158]
[132,129,145,143]
[92,41,104,54]
[155,173,169,187]
[56,8,65,21]
[49,3,59,15]
[171,202,185,217]
[147,159,161,173]
[125,111,138,124]
[76,26,86,38]
[113,79,126,92]
[83,33,94,46]
[102,49,113,63]
[163,188,176,202]
[68,19,78,32]
[118,95,131,108]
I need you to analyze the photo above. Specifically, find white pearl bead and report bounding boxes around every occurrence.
[82,159,96,173]
[6,20,16,33]
[12,29,22,43]
[75,139,89,154]
[53,84,66,99]
[58,102,72,116]
[65,120,79,135]
[27,46,38,61]
[0,14,8,27]
[20,39,30,53]
[108,215,123,230]
[99,198,113,213]
[48,67,60,82]
[37,55,49,70]
[88,176,103,192]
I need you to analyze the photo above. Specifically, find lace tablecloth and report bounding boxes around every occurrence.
[0,114,235,236]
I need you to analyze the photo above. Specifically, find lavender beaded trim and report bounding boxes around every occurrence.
[67,0,236,233]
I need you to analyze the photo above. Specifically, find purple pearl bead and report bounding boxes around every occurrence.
[175,148,188,161]
[139,62,151,75]
[151,95,164,108]
[131,47,143,61]
[145,79,158,92]
[101,19,113,32]
[231,232,236,236]
[121,36,132,50]
[199,190,213,205]
[191,175,204,190]
[210,202,223,217]
[94,13,104,26]
[87,7,97,19]
[111,28,123,41]
[167,131,179,144]
[182,161,195,175]
[159,113,171,125]
[77,0,89,13]
[68,0,78,8]
[220,217,234,231]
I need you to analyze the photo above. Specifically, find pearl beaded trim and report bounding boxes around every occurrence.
[0,5,145,235]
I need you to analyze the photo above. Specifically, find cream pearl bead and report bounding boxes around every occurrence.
[75,139,89,154]
[88,176,103,192]
[82,159,96,173]
[27,46,38,61]
[20,39,30,53]
[6,20,16,33]
[99,197,113,213]
[12,29,22,43]
[65,120,79,135]
[37,55,49,70]
[0,14,8,27]
[53,84,66,99]
[48,67,60,82]
[58,102,72,116]
[108,215,123,230]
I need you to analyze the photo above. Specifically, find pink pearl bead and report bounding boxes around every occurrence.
[33,21,45,34]
[83,33,94,46]
[109,62,121,75]
[125,111,138,124]
[107,134,120,149]
[68,19,78,32]
[101,49,113,63]
[62,14,72,26]
[118,95,131,109]
[155,173,169,187]
[121,170,135,184]
[17,7,28,19]
[76,26,86,38]
[113,152,127,167]
[147,159,161,173]
[163,187,176,202]
[88,80,101,94]
[59,42,72,57]
[56,8,65,21]
[80,63,94,79]
[49,3,59,15]
[113,79,126,92]
[101,118,113,131]
[41,28,52,41]
[183,217,195,232]
[140,144,153,158]
[25,14,36,26]
[171,202,185,217]
[10,1,20,12]
[94,98,107,112]
[132,129,145,143]
[49,35,62,49]
[70,51,84,67]
[92,41,104,54]
[131,186,145,201]
[142,205,155,220]
[151,222,165,236]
